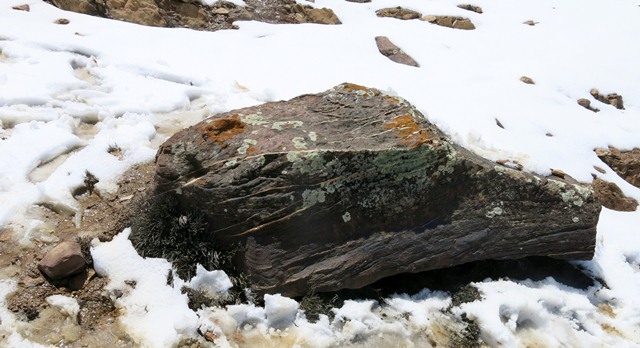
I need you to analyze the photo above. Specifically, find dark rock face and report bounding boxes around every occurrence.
[154,83,600,297]
[38,241,86,280]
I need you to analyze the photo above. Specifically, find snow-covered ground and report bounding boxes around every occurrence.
[1,0,640,346]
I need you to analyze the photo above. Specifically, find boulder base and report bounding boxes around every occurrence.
[155,83,600,297]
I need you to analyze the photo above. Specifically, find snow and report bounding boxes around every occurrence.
[46,294,80,320]
[1,0,640,346]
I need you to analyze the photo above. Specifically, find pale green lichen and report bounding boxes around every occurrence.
[573,217,580,223]
[224,158,238,167]
[561,189,584,207]
[272,121,303,130]
[239,113,268,126]
[342,212,351,223]
[302,189,326,208]
[292,137,308,150]
[485,207,503,218]
[237,139,257,155]
[308,131,317,142]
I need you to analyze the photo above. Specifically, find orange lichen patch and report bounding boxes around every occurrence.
[385,114,437,148]
[246,146,259,155]
[198,118,246,148]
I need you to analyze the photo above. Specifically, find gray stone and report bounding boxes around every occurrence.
[38,241,86,280]
[154,83,600,297]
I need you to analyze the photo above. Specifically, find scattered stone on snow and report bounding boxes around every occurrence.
[495,118,505,129]
[577,98,600,113]
[550,168,567,179]
[346,0,371,3]
[375,36,419,67]
[422,15,476,30]
[593,165,606,174]
[457,4,483,14]
[596,146,640,188]
[593,178,638,212]
[38,241,86,280]
[154,83,601,297]
[55,18,70,25]
[376,7,422,20]
[523,20,538,26]
[12,4,30,11]
[590,88,625,110]
[520,76,535,84]
[303,7,342,25]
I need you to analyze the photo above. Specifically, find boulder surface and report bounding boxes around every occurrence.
[155,83,600,297]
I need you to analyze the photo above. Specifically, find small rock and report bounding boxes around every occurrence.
[12,4,30,11]
[375,36,419,67]
[422,15,475,30]
[590,88,625,109]
[593,179,638,212]
[213,8,230,15]
[376,7,422,20]
[495,118,504,129]
[55,18,70,25]
[203,331,218,342]
[304,8,341,24]
[551,168,566,179]
[457,4,483,13]
[520,76,535,84]
[38,241,86,280]
[593,165,606,174]
[577,98,600,113]
[523,20,537,26]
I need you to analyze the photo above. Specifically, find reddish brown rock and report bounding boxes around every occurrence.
[12,4,30,11]
[152,83,600,297]
[38,241,86,280]
[596,147,640,188]
[375,36,419,67]
[593,179,638,212]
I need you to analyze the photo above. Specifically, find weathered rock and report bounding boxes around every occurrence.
[47,0,340,31]
[457,4,482,14]
[38,241,86,280]
[423,15,475,30]
[303,7,341,25]
[593,179,638,212]
[520,76,535,84]
[12,4,30,11]
[154,83,600,297]
[346,0,371,3]
[55,18,71,25]
[578,98,600,113]
[596,146,640,188]
[375,36,419,67]
[49,0,100,15]
[590,88,625,110]
[376,7,422,20]
[523,20,538,26]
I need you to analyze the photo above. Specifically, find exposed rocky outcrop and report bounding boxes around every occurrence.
[153,83,600,297]
[376,7,421,20]
[422,15,475,30]
[596,147,640,188]
[578,98,600,113]
[46,0,341,30]
[375,36,419,67]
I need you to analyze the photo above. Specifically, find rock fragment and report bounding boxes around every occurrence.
[12,4,30,11]
[593,179,638,212]
[596,147,640,188]
[423,15,475,30]
[520,76,535,84]
[457,4,483,13]
[577,98,600,113]
[590,88,625,110]
[38,241,86,280]
[375,36,419,67]
[376,7,422,20]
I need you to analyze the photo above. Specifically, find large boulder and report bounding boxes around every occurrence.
[154,83,600,297]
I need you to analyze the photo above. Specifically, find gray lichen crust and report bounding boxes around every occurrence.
[154,83,600,297]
